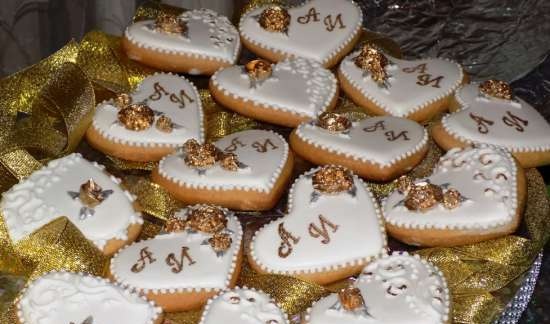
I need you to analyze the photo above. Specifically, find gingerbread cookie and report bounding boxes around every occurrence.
[152,129,293,211]
[249,166,387,285]
[432,80,550,168]
[110,205,243,312]
[305,252,450,324]
[15,271,163,324]
[123,9,240,74]
[210,57,338,127]
[338,44,465,123]
[199,288,288,324]
[239,0,362,68]
[382,145,526,247]
[86,73,204,162]
[290,114,429,181]
[0,153,142,256]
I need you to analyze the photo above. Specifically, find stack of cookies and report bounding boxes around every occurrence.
[8,1,550,324]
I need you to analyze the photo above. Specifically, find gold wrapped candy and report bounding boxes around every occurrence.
[156,115,173,133]
[186,205,227,234]
[79,179,107,208]
[338,287,365,311]
[118,103,155,131]
[354,43,390,86]
[246,59,273,82]
[155,12,187,35]
[479,79,513,100]
[184,139,220,168]
[208,232,233,253]
[259,6,291,33]
[312,166,354,194]
[404,182,443,211]
[317,112,352,133]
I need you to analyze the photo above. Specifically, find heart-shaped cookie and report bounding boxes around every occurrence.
[87,72,204,162]
[382,145,525,247]
[199,288,289,324]
[291,114,429,180]
[210,57,338,127]
[152,129,293,211]
[338,47,464,122]
[249,166,387,285]
[0,153,142,255]
[432,82,550,168]
[16,271,163,324]
[239,0,363,67]
[123,8,240,74]
[110,205,243,311]
[305,252,450,324]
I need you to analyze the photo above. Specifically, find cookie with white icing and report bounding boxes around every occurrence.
[239,0,363,68]
[432,80,550,167]
[110,205,243,312]
[123,9,240,74]
[249,165,387,285]
[152,129,293,211]
[0,153,142,255]
[199,288,289,324]
[382,145,526,247]
[210,57,338,127]
[338,44,465,123]
[86,73,204,162]
[290,114,429,181]
[305,252,450,324]
[15,271,163,324]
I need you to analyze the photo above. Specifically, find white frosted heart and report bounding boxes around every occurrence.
[441,83,550,153]
[125,8,240,67]
[157,130,289,193]
[211,57,338,120]
[239,0,363,66]
[110,207,242,294]
[294,116,428,167]
[0,153,142,250]
[91,73,204,148]
[305,252,450,324]
[339,51,463,118]
[199,288,289,324]
[383,145,519,231]
[250,167,386,275]
[16,271,162,324]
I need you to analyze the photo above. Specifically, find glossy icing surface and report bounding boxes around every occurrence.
[158,130,289,192]
[294,116,428,167]
[92,73,204,147]
[0,153,141,250]
[442,83,550,152]
[339,51,463,117]
[211,57,338,118]
[383,145,518,230]
[17,272,161,324]
[239,0,363,64]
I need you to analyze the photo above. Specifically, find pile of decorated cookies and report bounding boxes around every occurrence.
[7,1,550,324]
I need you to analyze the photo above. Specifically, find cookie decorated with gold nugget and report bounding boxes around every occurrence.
[290,113,429,181]
[152,129,293,211]
[86,73,204,162]
[123,9,240,74]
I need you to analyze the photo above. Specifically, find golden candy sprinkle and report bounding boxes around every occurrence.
[218,152,240,171]
[245,59,273,81]
[114,93,132,109]
[317,112,352,133]
[338,287,365,311]
[395,175,413,194]
[155,115,173,133]
[312,166,354,194]
[354,44,390,85]
[164,217,187,233]
[443,188,462,210]
[259,6,291,33]
[479,79,513,100]
[183,139,220,168]
[208,232,233,252]
[155,12,187,35]
[404,182,443,211]
[79,179,106,208]
[118,103,155,131]
[186,205,227,234]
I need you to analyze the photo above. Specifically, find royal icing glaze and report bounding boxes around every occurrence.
[16,271,162,324]
[339,51,463,118]
[125,8,240,66]
[239,0,363,65]
[294,116,428,167]
[158,130,289,193]
[441,83,550,153]
[110,206,242,294]
[383,145,518,230]
[91,73,204,147]
[211,57,338,119]
[199,288,289,324]
[305,252,450,324]
[250,167,387,274]
[0,153,142,250]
